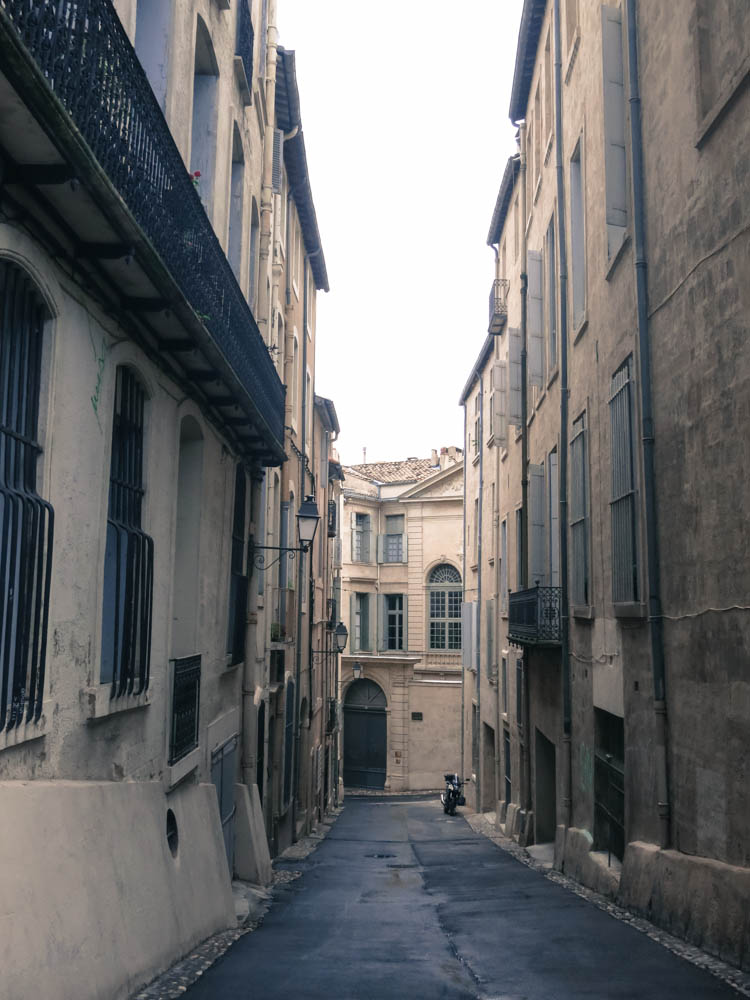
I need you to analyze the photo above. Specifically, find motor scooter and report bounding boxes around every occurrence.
[441,773,470,815]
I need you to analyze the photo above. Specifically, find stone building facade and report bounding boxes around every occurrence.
[0,2,340,997]
[462,0,750,971]
[339,450,463,791]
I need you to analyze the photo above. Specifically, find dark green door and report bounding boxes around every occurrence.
[343,679,387,789]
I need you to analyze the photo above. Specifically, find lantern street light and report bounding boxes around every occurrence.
[250,495,320,572]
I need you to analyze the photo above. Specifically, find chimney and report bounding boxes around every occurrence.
[431,449,438,466]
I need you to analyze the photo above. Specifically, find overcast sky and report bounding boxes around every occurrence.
[276,1,524,466]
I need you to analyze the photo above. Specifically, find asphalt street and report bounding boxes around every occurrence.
[184,796,740,999]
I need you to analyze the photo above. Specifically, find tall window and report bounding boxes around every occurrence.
[546,214,557,369]
[384,514,404,562]
[385,595,404,651]
[101,367,154,696]
[500,519,508,612]
[190,18,219,213]
[0,262,53,731]
[602,5,627,258]
[570,140,586,329]
[570,411,590,605]
[352,512,370,562]
[227,463,249,664]
[353,592,370,652]
[227,124,244,279]
[428,564,462,650]
[609,358,639,603]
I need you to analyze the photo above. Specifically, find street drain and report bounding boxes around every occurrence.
[387,863,417,869]
[366,852,396,859]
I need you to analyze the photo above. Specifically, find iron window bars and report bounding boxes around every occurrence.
[100,366,153,697]
[0,0,284,452]
[0,261,54,732]
[169,654,201,764]
[508,585,562,645]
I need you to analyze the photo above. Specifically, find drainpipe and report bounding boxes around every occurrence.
[553,0,573,831]
[626,0,670,848]
[518,121,531,821]
[291,256,310,842]
[256,0,279,344]
[460,405,467,782]
[475,375,484,811]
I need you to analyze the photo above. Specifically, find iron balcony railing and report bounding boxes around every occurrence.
[169,655,201,765]
[508,585,562,645]
[0,0,285,453]
[489,278,510,334]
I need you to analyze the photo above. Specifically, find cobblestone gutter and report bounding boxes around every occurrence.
[466,811,750,998]
[130,808,343,1000]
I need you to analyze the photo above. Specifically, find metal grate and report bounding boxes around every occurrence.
[169,654,201,764]
[0,0,284,452]
[508,585,562,645]
[0,261,54,731]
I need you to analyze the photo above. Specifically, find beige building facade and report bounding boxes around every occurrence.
[0,2,340,997]
[462,0,750,971]
[339,451,464,791]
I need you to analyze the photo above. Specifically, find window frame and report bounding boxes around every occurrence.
[427,564,462,651]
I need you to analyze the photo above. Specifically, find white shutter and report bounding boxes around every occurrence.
[492,361,508,447]
[401,533,408,563]
[530,464,546,586]
[461,601,473,670]
[272,128,283,193]
[473,601,479,670]
[602,5,627,255]
[528,250,544,387]
[549,451,560,586]
[508,328,522,427]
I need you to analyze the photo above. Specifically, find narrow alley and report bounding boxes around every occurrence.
[181,797,742,1000]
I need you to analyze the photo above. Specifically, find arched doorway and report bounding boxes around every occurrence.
[343,679,387,789]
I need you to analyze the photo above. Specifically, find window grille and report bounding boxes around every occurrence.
[428,564,462,650]
[169,654,201,764]
[283,678,295,806]
[609,359,638,602]
[385,594,404,650]
[101,366,153,697]
[570,412,589,605]
[0,262,54,731]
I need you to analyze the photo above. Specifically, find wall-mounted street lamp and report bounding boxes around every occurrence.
[311,622,348,663]
[250,495,320,572]
[352,661,364,681]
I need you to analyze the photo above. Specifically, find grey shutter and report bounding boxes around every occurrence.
[492,361,508,447]
[461,602,473,669]
[350,593,357,651]
[256,475,266,595]
[602,5,627,255]
[362,594,372,651]
[272,128,283,193]
[376,534,384,563]
[486,599,495,676]
[530,464,546,585]
[508,328,522,426]
[528,250,544,387]
[401,532,408,563]
[549,451,560,586]
[377,594,386,651]
[402,595,408,651]
[350,509,357,562]
[472,602,480,672]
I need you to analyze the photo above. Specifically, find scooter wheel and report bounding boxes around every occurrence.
[449,803,456,816]
[443,803,450,814]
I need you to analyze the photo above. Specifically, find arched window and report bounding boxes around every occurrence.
[227,123,244,279]
[428,564,462,650]
[190,17,219,213]
[0,261,53,731]
[135,0,172,110]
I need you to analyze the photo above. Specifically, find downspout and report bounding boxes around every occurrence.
[626,0,670,848]
[519,121,531,820]
[475,375,484,810]
[460,405,467,782]
[554,0,573,830]
[490,244,503,808]
[291,256,310,841]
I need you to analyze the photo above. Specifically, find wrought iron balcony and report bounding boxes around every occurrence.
[234,0,254,106]
[489,278,510,334]
[327,499,337,538]
[508,585,562,645]
[169,655,201,765]
[0,0,285,464]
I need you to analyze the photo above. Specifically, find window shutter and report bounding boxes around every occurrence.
[602,5,627,255]
[350,510,358,528]
[530,464,546,585]
[363,594,372,651]
[548,451,560,586]
[401,532,408,563]
[402,595,408,651]
[508,328,522,426]
[350,592,357,650]
[461,602,473,669]
[486,599,495,675]
[256,475,266,595]
[363,525,371,563]
[272,128,283,193]
[377,594,386,651]
[472,602,479,670]
[528,250,544,387]
[492,361,508,447]
[376,534,384,563]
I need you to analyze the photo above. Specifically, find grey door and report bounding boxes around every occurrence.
[211,734,238,873]
[343,679,387,789]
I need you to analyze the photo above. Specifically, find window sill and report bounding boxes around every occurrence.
[501,448,508,463]
[86,686,150,722]
[605,231,630,282]
[547,366,559,391]
[564,26,581,85]
[572,604,595,621]
[0,715,47,754]
[533,173,542,205]
[612,602,647,620]
[544,131,554,167]
[573,312,589,345]
[695,55,750,148]
[472,452,480,466]
[470,562,479,572]
[167,745,201,789]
